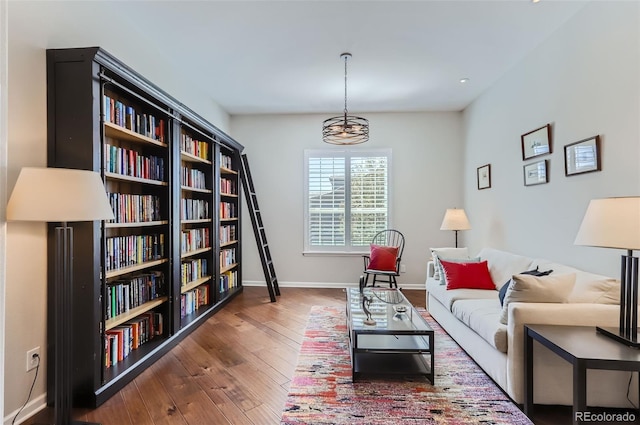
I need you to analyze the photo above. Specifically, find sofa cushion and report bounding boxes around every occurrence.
[427,278,498,310]
[499,273,576,324]
[451,298,508,353]
[477,247,534,289]
[430,247,469,281]
[441,259,495,290]
[532,259,620,305]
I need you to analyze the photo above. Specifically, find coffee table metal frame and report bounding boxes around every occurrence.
[345,287,434,383]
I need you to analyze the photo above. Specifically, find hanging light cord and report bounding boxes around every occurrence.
[343,54,349,120]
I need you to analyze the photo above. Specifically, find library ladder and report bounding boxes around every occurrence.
[240,154,281,302]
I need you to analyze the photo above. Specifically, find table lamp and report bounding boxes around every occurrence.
[7,167,114,425]
[440,208,471,248]
[574,197,640,347]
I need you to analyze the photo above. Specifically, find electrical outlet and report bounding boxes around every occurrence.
[26,347,40,372]
[400,264,406,273]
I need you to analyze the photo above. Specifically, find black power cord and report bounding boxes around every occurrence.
[626,372,638,409]
[12,353,40,425]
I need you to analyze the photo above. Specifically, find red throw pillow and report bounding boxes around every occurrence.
[440,259,495,290]
[367,244,399,272]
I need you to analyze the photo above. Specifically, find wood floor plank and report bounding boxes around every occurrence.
[121,381,155,425]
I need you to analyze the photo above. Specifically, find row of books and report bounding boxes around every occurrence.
[220,270,238,293]
[219,152,234,170]
[220,248,236,268]
[181,166,208,190]
[220,202,237,219]
[181,258,208,286]
[104,95,166,143]
[220,224,236,244]
[180,285,210,318]
[105,271,165,320]
[220,177,236,195]
[181,133,210,161]
[181,228,210,253]
[105,144,165,182]
[104,311,163,368]
[105,234,166,272]
[107,192,162,224]
[181,198,210,221]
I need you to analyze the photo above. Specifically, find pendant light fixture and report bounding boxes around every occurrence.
[322,52,369,145]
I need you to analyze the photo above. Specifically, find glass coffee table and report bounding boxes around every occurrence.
[346,287,434,383]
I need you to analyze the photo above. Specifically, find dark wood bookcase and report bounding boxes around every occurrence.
[46,47,243,407]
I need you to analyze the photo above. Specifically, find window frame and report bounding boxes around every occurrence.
[303,148,392,255]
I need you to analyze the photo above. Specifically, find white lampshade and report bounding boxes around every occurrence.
[440,208,471,231]
[574,197,640,250]
[6,167,115,222]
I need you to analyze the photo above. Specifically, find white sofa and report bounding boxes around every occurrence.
[425,247,637,407]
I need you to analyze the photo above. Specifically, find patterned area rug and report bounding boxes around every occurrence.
[281,306,532,425]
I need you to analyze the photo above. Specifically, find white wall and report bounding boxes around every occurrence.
[230,112,464,289]
[463,1,640,277]
[5,2,230,422]
[0,0,7,421]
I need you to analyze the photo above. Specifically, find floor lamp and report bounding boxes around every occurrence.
[574,197,640,347]
[7,167,114,425]
[440,208,471,248]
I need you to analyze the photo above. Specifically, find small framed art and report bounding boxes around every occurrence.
[477,164,491,190]
[523,160,548,186]
[564,135,601,176]
[521,124,551,160]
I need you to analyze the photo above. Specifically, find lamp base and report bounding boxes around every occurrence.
[596,326,640,349]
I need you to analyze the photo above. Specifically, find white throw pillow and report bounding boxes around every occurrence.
[430,247,469,281]
[499,273,576,325]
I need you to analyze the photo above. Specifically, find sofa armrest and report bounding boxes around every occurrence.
[506,302,619,403]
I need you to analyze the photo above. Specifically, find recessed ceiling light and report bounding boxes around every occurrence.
[532,0,541,3]
[460,78,470,84]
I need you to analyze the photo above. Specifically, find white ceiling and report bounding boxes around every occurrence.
[16,0,590,115]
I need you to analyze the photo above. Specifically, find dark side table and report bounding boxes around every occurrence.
[524,324,640,425]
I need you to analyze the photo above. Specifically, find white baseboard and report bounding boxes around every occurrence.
[242,280,425,290]
[4,394,46,425]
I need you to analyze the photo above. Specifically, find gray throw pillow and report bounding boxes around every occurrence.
[499,273,576,325]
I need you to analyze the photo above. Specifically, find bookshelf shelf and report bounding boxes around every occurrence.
[181,247,212,259]
[46,47,243,408]
[181,151,212,165]
[181,185,213,194]
[105,121,168,148]
[220,167,238,175]
[105,172,168,186]
[220,263,238,274]
[181,276,212,294]
[105,297,169,330]
[220,240,238,248]
[104,220,169,229]
[105,258,169,279]
[181,219,211,225]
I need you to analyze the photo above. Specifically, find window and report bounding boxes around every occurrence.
[304,148,391,253]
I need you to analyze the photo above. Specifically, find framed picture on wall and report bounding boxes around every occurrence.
[523,160,548,186]
[521,124,551,160]
[564,135,601,176]
[477,164,491,190]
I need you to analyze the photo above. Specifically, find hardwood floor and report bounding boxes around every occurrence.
[22,287,571,425]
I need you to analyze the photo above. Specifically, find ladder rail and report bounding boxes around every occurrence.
[240,154,280,302]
